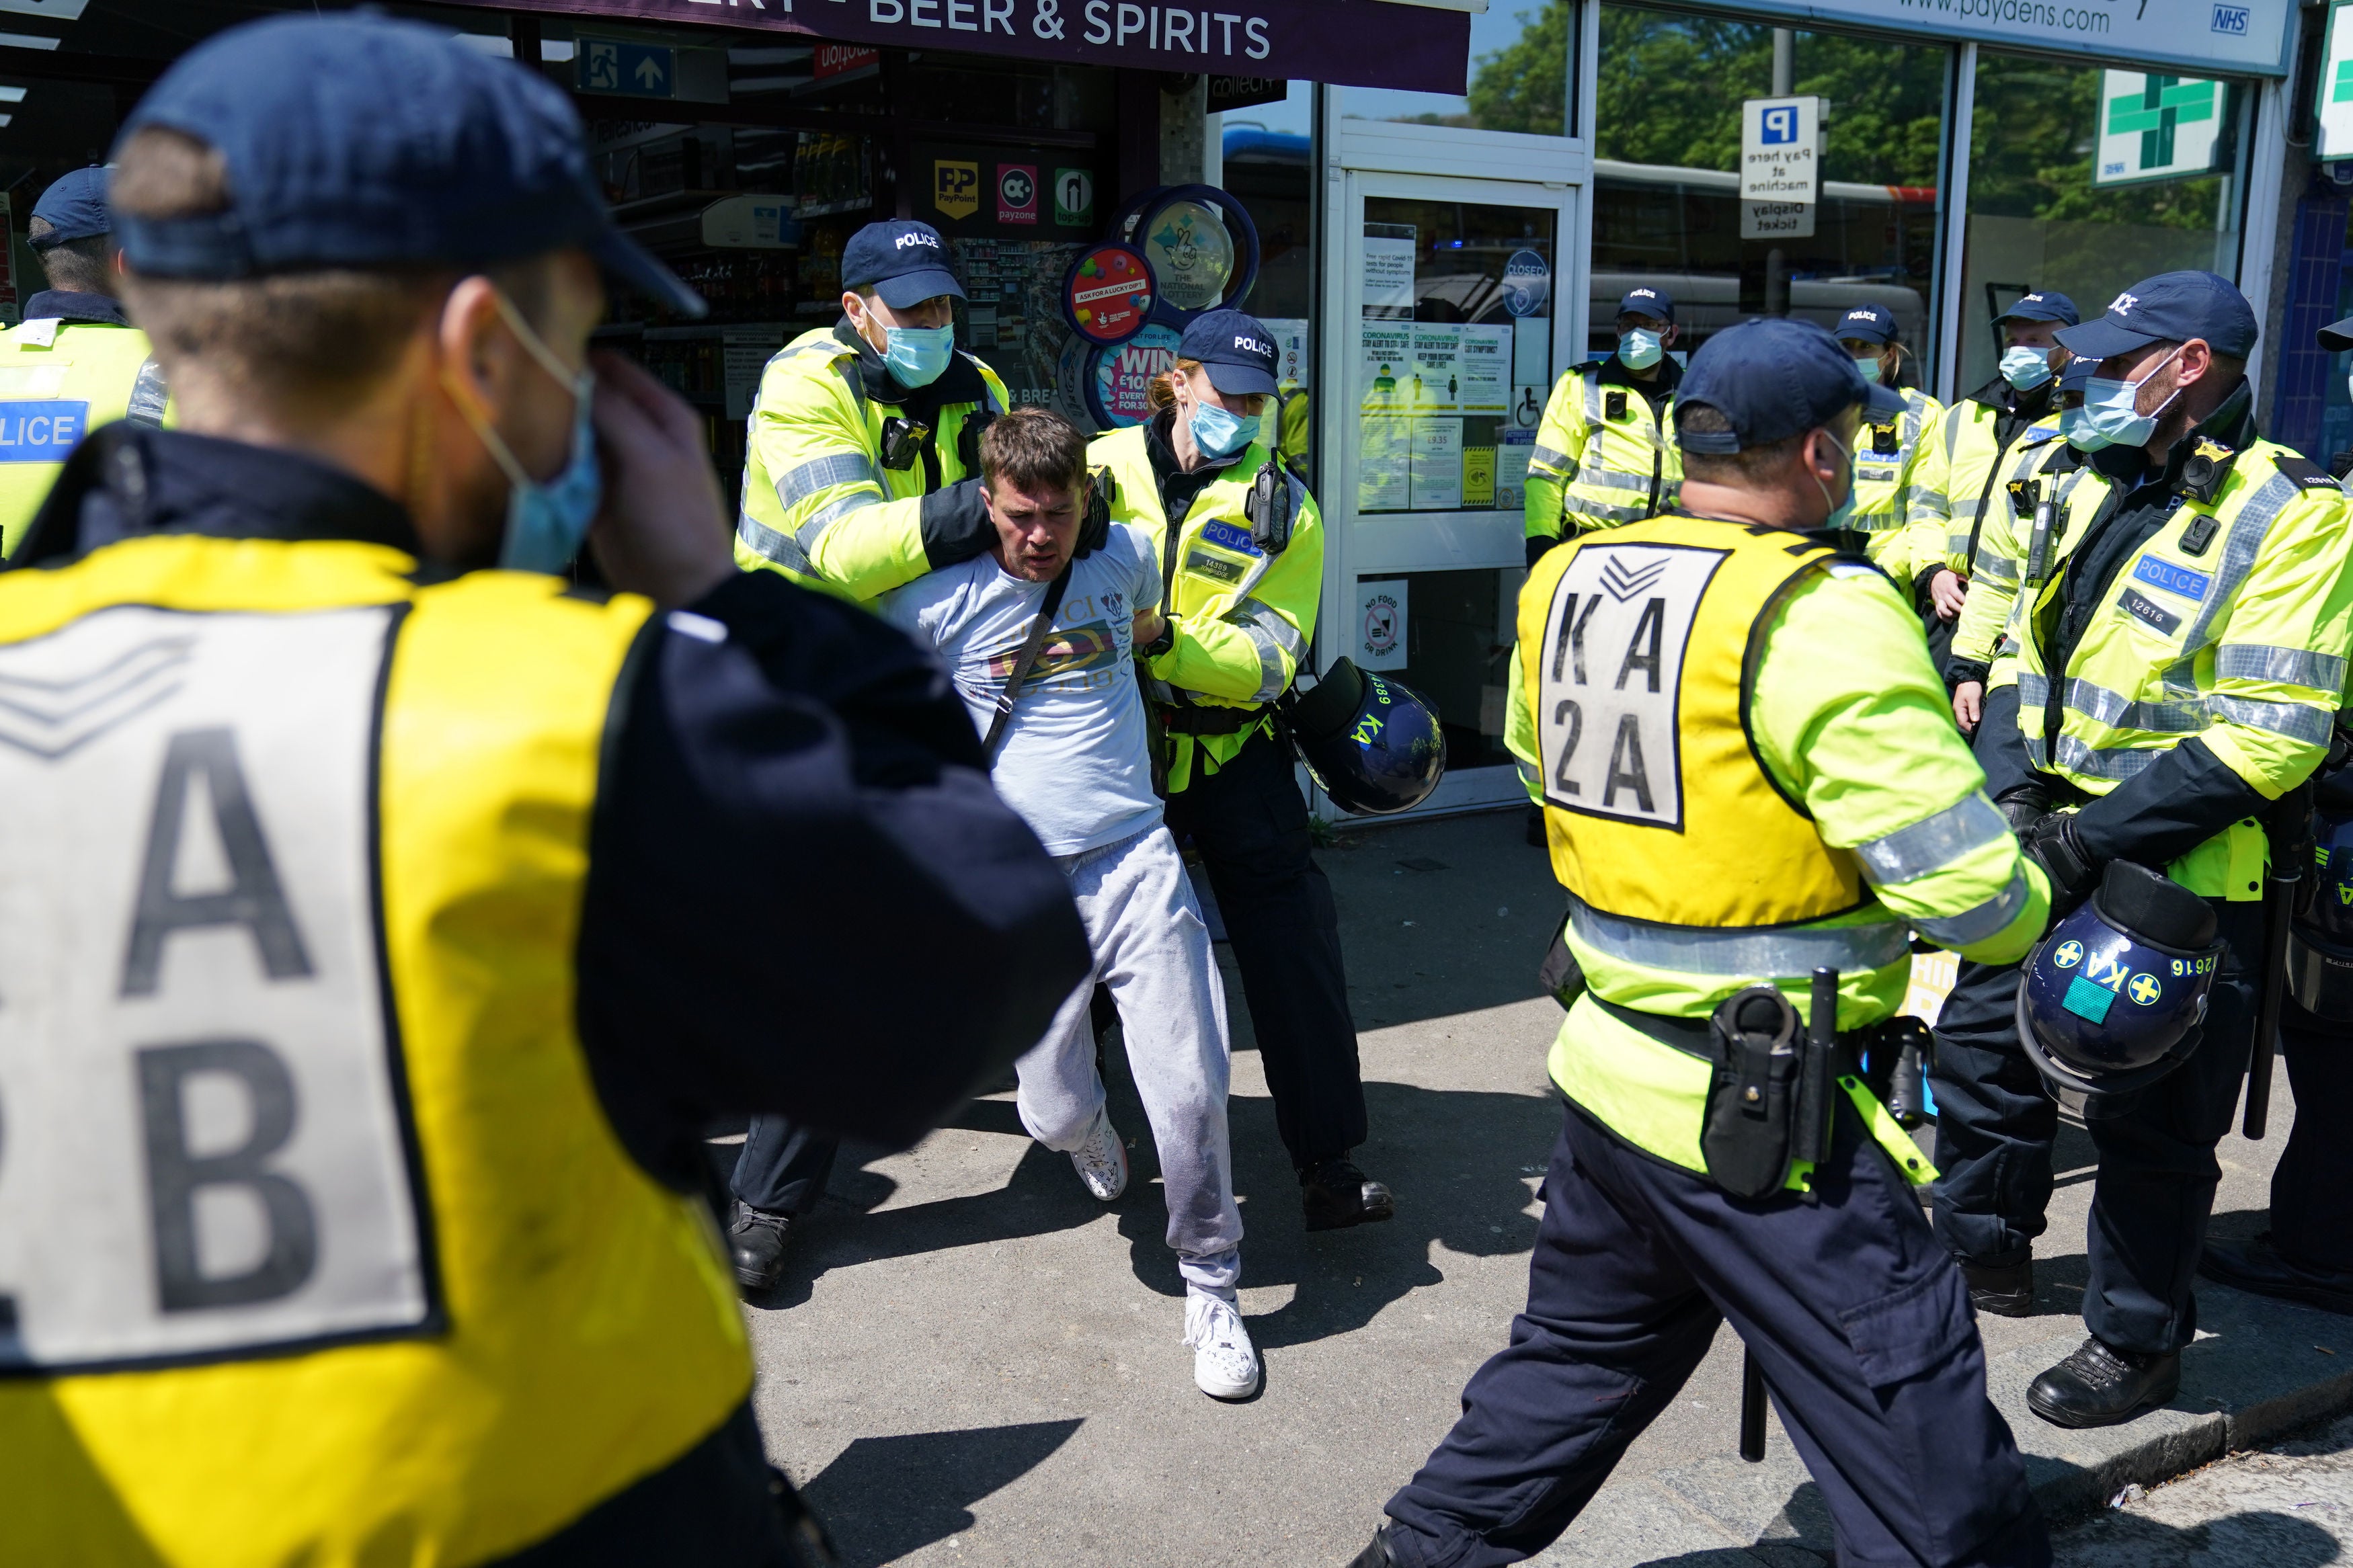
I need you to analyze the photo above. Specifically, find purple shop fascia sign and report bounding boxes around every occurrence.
[478,0,1468,94]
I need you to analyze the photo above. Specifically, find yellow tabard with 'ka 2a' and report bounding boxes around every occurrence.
[0,535,750,1567]
[1517,513,1866,930]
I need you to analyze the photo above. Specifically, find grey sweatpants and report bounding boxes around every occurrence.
[1016,821,1243,1297]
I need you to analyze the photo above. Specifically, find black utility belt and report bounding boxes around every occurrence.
[1157,704,1267,737]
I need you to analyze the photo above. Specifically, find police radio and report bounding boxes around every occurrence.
[879,415,930,470]
[1244,458,1294,554]
[1077,466,1113,558]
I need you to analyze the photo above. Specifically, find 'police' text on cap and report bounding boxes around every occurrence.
[1617,286,1675,323]
[2055,270,2256,363]
[841,220,966,309]
[1179,308,1280,398]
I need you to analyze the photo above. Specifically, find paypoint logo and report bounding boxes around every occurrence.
[933,161,979,220]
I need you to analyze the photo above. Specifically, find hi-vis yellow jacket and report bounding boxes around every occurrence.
[735,323,1005,602]
[0,535,748,1566]
[1892,380,2055,587]
[1950,429,2106,678]
[0,311,167,556]
[1849,386,1942,568]
[1992,411,2353,898]
[1524,358,1681,556]
[1090,420,1322,794]
[1507,513,2047,1185]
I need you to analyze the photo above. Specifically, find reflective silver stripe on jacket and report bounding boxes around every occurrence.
[737,513,813,574]
[2024,727,2158,781]
[1914,866,2032,948]
[1527,443,1576,479]
[1518,759,1542,794]
[1570,465,1656,496]
[2173,472,2300,657]
[794,491,880,554]
[1972,552,2020,582]
[1852,791,2008,887]
[1564,497,1650,526]
[126,358,169,427]
[2208,694,2335,744]
[778,450,881,506]
[1229,597,1303,703]
[2216,643,2347,694]
[2021,670,2334,745]
[1566,898,1911,977]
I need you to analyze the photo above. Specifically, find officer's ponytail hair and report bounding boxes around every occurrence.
[1146,360,1205,414]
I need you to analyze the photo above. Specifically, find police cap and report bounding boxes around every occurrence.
[842,220,965,309]
[1616,286,1674,323]
[112,14,701,317]
[2057,272,2256,362]
[1674,317,1903,454]
[1835,302,1897,345]
[2319,315,2353,352]
[30,166,110,248]
[1993,290,2079,329]
[1179,308,1280,397]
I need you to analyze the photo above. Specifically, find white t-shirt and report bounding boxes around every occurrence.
[879,522,1165,857]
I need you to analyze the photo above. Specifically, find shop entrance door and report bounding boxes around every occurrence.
[1316,165,1582,818]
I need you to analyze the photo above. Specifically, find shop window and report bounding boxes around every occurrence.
[1348,567,1523,773]
[1357,197,1556,519]
[1958,55,2247,393]
[1220,85,1316,479]
[1592,5,1946,386]
[1338,3,1572,135]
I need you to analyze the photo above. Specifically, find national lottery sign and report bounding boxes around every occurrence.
[479,0,1471,93]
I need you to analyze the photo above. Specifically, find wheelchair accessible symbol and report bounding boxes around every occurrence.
[2053,940,2083,968]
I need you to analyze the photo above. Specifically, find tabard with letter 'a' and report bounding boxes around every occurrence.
[1536,542,1727,832]
[0,602,433,1376]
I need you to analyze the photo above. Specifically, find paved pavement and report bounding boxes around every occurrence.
[727,809,2346,1567]
[2052,1413,2353,1566]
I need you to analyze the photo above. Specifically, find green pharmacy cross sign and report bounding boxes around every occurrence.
[2095,71,2225,185]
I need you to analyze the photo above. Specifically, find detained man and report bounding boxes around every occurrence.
[877,407,1258,1402]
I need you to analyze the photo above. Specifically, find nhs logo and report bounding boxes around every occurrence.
[0,400,86,462]
[1759,105,1800,144]
[2210,5,2247,33]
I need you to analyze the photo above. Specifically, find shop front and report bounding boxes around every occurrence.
[1293,0,2297,819]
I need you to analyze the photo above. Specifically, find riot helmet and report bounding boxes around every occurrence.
[1282,657,1446,816]
[2287,809,2353,1021]
[2016,860,2224,1110]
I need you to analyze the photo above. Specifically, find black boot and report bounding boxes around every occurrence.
[729,1200,797,1295]
[1345,1530,1398,1567]
[1960,1255,2034,1317]
[1302,1157,1395,1232]
[2026,1336,2181,1428]
[2198,1231,2353,1315]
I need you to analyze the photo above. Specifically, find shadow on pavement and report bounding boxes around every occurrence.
[2041,1508,2342,1567]
[799,1419,1083,1567]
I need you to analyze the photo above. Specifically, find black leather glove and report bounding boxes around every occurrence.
[2020,810,2099,917]
[1993,784,2050,837]
[917,478,994,569]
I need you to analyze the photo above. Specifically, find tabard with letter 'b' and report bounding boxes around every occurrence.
[0,604,431,1375]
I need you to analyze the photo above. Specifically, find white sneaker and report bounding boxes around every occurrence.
[1068,1106,1127,1201]
[1185,1290,1261,1401]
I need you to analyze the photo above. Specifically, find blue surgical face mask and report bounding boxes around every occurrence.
[1852,354,1884,384]
[2082,345,2185,450]
[883,321,957,388]
[1618,327,1664,370]
[1999,345,2055,391]
[1188,397,1260,462]
[2061,399,2110,453]
[1814,429,1858,532]
[447,290,602,575]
